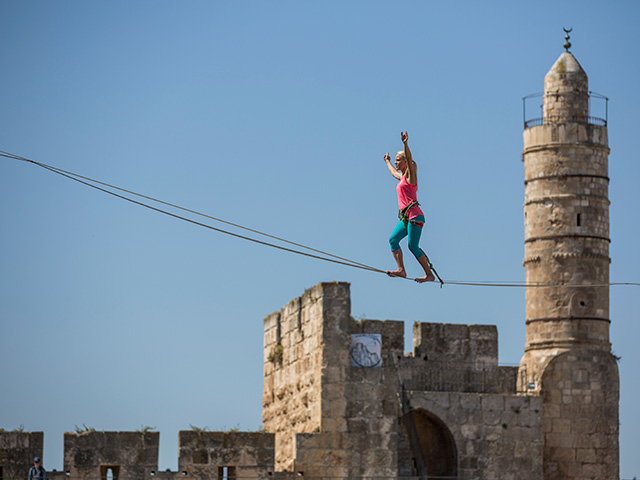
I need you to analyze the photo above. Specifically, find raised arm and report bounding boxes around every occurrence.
[401,131,418,185]
[384,152,402,180]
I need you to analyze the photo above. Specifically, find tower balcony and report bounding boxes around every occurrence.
[522,91,608,129]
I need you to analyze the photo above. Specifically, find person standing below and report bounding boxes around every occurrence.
[384,131,435,283]
[28,457,47,480]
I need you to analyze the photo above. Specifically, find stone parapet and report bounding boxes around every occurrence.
[412,323,498,367]
[63,431,159,479]
[178,431,274,479]
[0,432,43,480]
[409,391,543,480]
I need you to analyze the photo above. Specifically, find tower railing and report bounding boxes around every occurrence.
[522,91,608,128]
[398,361,519,395]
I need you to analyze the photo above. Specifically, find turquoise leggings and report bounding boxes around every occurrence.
[389,215,426,260]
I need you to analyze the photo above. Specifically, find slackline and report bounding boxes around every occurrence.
[2,150,639,289]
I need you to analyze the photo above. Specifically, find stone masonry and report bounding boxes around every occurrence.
[519,49,619,480]
[263,281,543,480]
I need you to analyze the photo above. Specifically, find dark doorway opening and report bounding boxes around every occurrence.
[406,409,457,477]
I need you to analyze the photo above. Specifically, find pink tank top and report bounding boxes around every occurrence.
[396,175,424,220]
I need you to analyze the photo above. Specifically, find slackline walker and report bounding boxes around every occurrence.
[384,131,443,285]
[2,149,639,289]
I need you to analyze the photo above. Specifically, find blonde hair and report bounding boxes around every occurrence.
[396,151,406,161]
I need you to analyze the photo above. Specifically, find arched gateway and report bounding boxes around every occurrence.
[405,408,458,478]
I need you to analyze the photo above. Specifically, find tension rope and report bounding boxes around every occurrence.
[2,150,639,289]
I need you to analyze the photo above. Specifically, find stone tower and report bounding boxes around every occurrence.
[519,37,619,480]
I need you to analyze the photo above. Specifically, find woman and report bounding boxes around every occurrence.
[384,131,435,283]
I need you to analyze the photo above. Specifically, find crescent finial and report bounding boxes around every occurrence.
[563,27,572,52]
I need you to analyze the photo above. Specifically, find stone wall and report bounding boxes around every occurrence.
[0,432,43,480]
[178,431,274,479]
[541,350,619,480]
[401,323,541,480]
[305,317,406,478]
[412,323,498,367]
[402,323,519,395]
[261,283,541,479]
[3,272,618,480]
[262,282,350,471]
[408,391,543,480]
[0,430,277,480]
[63,431,159,479]
[262,282,405,478]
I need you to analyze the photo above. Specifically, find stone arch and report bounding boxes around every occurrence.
[405,408,457,477]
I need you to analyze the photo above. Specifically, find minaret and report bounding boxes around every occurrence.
[520,31,612,383]
[519,31,619,480]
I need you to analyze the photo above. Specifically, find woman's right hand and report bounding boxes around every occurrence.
[384,152,391,163]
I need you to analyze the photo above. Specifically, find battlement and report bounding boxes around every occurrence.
[1,271,616,480]
[260,282,533,479]
[0,430,275,480]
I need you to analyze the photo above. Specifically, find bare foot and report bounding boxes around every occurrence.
[386,268,407,278]
[415,274,436,283]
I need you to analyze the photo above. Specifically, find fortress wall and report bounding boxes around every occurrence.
[290,315,407,479]
[63,431,159,479]
[400,323,517,395]
[262,282,349,471]
[409,391,543,480]
[177,431,274,479]
[412,322,499,366]
[262,282,409,478]
[0,431,43,480]
[541,350,619,480]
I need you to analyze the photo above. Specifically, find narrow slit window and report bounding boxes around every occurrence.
[101,466,119,480]
[218,466,236,480]
[577,213,581,227]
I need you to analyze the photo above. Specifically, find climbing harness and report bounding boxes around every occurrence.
[398,200,420,226]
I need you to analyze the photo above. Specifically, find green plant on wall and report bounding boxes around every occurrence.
[190,424,210,433]
[0,425,25,432]
[74,424,96,434]
[137,425,156,441]
[268,344,284,365]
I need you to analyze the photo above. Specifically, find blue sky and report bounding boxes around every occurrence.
[1,1,639,476]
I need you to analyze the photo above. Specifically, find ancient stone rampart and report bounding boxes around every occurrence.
[0,432,43,480]
[0,430,275,480]
[261,282,542,480]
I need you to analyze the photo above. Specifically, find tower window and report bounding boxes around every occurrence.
[577,213,581,227]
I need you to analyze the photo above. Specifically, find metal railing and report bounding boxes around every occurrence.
[522,91,608,129]
[399,362,519,395]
